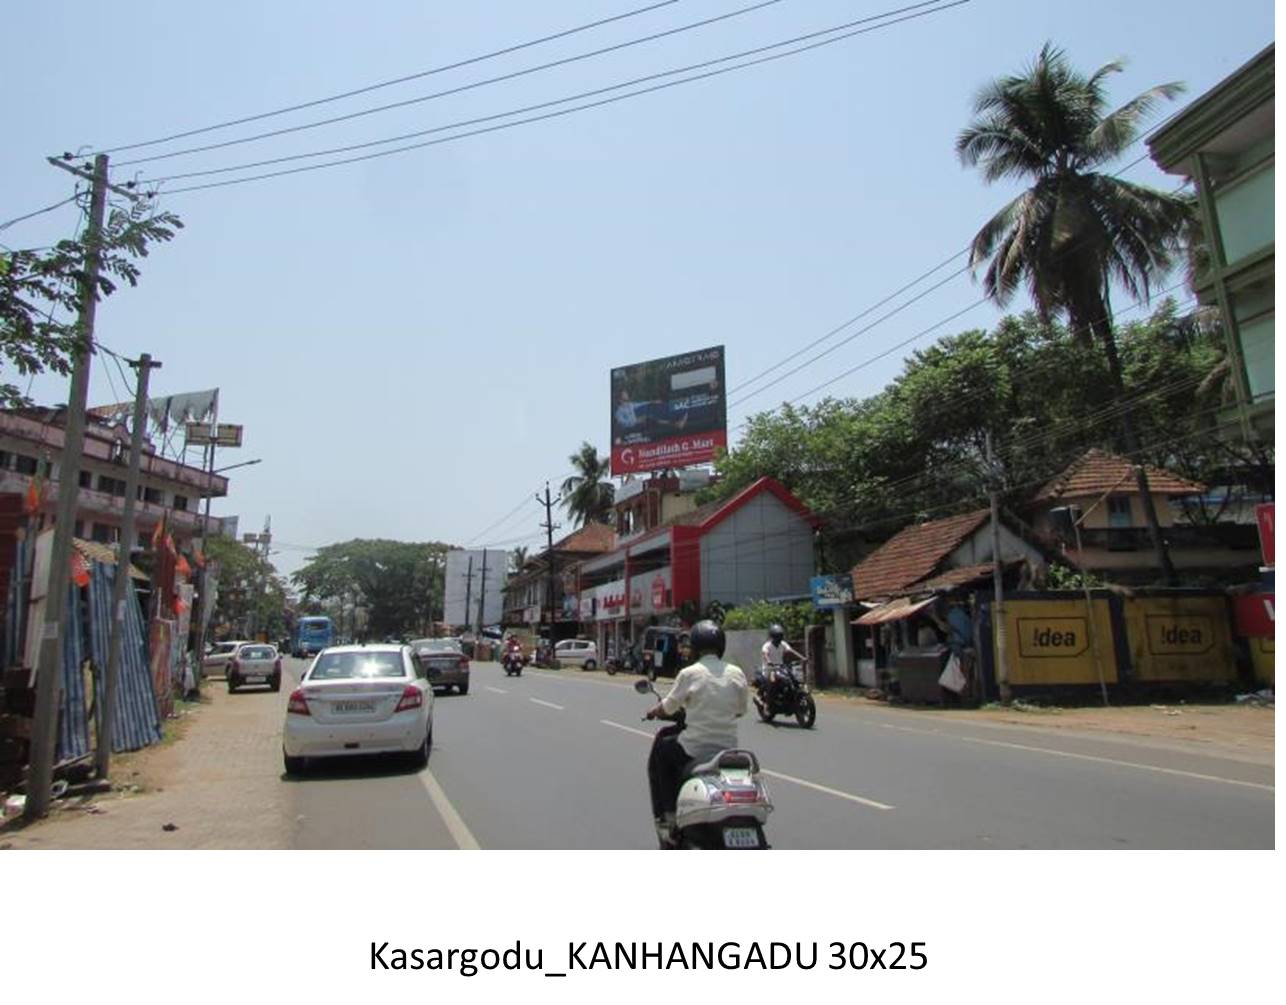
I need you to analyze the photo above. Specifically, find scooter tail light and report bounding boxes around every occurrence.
[287,688,310,715]
[720,787,763,804]
[394,685,423,713]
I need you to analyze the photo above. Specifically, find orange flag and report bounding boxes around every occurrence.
[176,554,192,578]
[23,476,43,515]
[70,551,90,588]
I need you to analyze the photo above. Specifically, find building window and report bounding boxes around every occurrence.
[143,487,163,505]
[14,454,38,476]
[79,470,92,488]
[137,532,150,550]
[74,520,84,537]
[97,474,126,497]
[0,451,10,470]
[173,494,189,511]
[91,522,114,544]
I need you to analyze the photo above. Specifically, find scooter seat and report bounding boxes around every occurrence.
[687,749,759,777]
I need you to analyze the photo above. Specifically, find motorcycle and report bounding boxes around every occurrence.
[605,648,641,676]
[634,678,773,850]
[502,649,526,677]
[754,658,817,728]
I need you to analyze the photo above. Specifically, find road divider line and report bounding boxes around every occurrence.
[418,768,480,850]
[531,698,565,711]
[485,686,508,694]
[951,734,1275,792]
[599,720,894,811]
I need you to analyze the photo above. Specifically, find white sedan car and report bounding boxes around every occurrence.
[282,645,434,775]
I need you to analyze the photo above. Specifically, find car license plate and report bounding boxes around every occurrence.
[723,826,761,849]
[246,675,264,683]
[334,700,376,714]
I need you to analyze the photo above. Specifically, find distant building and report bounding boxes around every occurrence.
[502,522,617,634]
[1148,43,1274,441]
[0,406,229,553]
[1026,448,1261,581]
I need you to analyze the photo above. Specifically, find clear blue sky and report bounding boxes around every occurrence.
[3,1,1273,580]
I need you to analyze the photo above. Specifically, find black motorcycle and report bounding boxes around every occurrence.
[502,650,525,677]
[753,659,817,728]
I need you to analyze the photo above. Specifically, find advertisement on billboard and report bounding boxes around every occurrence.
[610,345,726,475]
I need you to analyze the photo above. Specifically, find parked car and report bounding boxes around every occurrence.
[227,643,283,693]
[409,638,471,695]
[282,645,434,774]
[203,640,249,678]
[554,638,599,670]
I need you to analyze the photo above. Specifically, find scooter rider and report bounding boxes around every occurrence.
[758,624,803,702]
[644,620,749,840]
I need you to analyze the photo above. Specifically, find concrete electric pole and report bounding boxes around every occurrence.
[27,154,135,819]
[985,433,1011,705]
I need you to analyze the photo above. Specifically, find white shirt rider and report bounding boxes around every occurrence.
[659,653,749,763]
[761,638,803,670]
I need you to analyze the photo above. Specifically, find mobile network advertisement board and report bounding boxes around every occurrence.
[610,345,727,475]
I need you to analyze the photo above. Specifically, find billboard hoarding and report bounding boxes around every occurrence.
[610,345,726,476]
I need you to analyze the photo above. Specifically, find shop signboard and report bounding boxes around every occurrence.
[810,574,854,608]
[610,345,726,475]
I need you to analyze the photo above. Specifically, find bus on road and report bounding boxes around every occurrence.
[292,616,334,657]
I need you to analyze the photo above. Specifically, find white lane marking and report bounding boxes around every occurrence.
[950,733,1275,793]
[486,686,508,694]
[598,720,893,810]
[758,769,894,811]
[530,698,565,711]
[417,768,480,850]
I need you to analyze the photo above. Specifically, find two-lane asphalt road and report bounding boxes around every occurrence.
[279,658,1273,849]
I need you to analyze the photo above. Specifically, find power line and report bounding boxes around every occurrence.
[115,0,787,168]
[0,194,79,232]
[96,1,686,155]
[144,1,971,194]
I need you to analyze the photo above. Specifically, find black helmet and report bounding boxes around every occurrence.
[768,623,785,642]
[688,619,726,659]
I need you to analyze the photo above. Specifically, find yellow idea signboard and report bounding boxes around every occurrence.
[1125,596,1236,682]
[999,599,1118,686]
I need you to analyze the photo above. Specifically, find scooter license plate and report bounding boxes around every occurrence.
[723,826,761,849]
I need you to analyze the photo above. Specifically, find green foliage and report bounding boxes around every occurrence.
[560,442,615,527]
[205,536,288,640]
[721,600,819,639]
[707,303,1244,571]
[0,202,182,408]
[290,538,453,637]
[1044,562,1107,590]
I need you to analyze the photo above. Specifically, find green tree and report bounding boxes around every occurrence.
[291,539,451,638]
[205,536,288,640]
[956,43,1195,582]
[0,201,182,408]
[560,441,615,527]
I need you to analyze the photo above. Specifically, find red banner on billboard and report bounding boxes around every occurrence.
[611,430,728,476]
[1255,503,1274,566]
[1233,593,1274,638]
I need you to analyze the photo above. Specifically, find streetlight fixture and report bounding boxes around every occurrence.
[213,457,262,475]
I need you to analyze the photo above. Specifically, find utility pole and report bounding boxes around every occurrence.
[247,517,272,640]
[985,433,1011,705]
[461,555,473,634]
[96,352,161,779]
[475,549,488,635]
[28,153,137,819]
[537,484,558,641]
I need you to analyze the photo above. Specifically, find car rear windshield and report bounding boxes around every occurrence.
[213,643,238,655]
[415,640,461,653]
[239,646,276,660]
[308,651,407,680]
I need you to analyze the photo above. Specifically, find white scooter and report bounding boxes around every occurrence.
[635,678,773,850]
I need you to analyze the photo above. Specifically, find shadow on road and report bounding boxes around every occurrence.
[280,753,425,784]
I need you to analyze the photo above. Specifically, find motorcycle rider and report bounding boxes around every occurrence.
[503,635,523,669]
[757,623,803,706]
[644,620,748,843]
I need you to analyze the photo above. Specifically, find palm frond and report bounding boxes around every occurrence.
[1083,82,1185,165]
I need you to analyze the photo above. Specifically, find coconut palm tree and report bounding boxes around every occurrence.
[510,546,529,573]
[957,43,1195,583]
[560,442,615,527]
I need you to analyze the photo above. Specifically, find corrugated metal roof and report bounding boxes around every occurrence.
[854,596,937,625]
[73,538,148,580]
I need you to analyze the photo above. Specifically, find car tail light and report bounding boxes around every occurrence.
[457,656,469,670]
[287,688,310,715]
[394,685,423,713]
